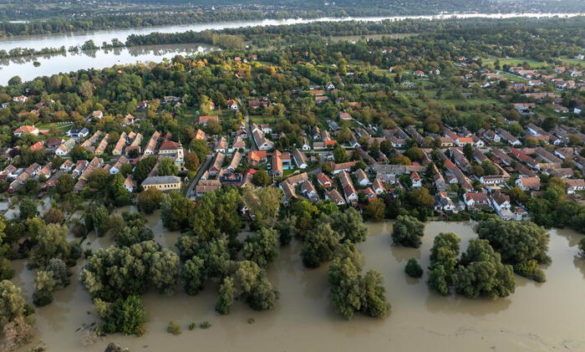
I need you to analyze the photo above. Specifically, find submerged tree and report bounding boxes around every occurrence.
[476,217,550,281]
[328,244,389,319]
[391,215,425,248]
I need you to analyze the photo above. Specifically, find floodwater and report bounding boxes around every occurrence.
[12,220,585,352]
[0,12,584,85]
[0,44,214,85]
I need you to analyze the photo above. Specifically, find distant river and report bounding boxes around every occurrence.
[0,12,583,85]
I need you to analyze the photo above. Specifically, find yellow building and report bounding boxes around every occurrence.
[141,176,182,191]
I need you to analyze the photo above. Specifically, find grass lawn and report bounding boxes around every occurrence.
[558,57,585,67]
[37,122,73,135]
[499,72,528,83]
[250,115,276,124]
[483,57,549,68]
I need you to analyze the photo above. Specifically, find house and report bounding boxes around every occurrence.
[300,181,319,202]
[144,131,161,155]
[339,171,358,203]
[563,179,585,194]
[271,150,284,177]
[339,112,352,121]
[110,156,129,175]
[13,126,40,137]
[159,139,184,164]
[92,110,104,119]
[455,137,473,147]
[301,137,311,151]
[410,172,422,188]
[515,176,541,191]
[29,141,44,151]
[59,160,74,172]
[72,160,89,178]
[195,179,222,197]
[283,172,309,187]
[372,178,386,195]
[355,169,371,187]
[435,192,457,213]
[123,175,136,192]
[227,151,242,172]
[13,96,28,103]
[226,99,239,110]
[252,127,274,151]
[66,128,89,139]
[463,192,491,210]
[45,138,63,151]
[491,190,513,220]
[230,136,246,152]
[526,123,546,137]
[513,103,535,115]
[94,134,109,156]
[112,132,127,156]
[141,176,182,191]
[332,161,357,175]
[194,129,207,140]
[496,128,521,146]
[316,172,333,188]
[325,189,346,206]
[248,150,268,167]
[199,115,219,126]
[209,153,226,176]
[55,138,75,156]
[293,149,309,169]
[278,181,296,205]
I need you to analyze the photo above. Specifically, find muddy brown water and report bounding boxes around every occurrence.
[12,220,585,352]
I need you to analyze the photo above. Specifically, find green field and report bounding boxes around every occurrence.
[483,57,549,68]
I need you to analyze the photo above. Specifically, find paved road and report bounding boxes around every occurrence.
[186,154,213,199]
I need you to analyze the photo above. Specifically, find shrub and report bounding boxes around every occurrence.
[404,258,423,278]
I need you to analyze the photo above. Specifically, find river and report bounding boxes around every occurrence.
[0,12,584,85]
[12,219,585,352]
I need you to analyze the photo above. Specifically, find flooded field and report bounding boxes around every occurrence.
[12,220,585,352]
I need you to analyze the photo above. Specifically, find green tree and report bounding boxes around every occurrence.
[365,198,386,221]
[19,198,38,220]
[55,174,75,194]
[404,258,423,278]
[0,280,26,327]
[30,224,72,268]
[137,188,164,214]
[184,152,200,171]
[463,143,473,160]
[331,208,367,243]
[215,277,234,315]
[391,215,425,248]
[454,239,515,298]
[161,192,195,231]
[189,139,210,163]
[252,170,271,186]
[243,227,278,268]
[33,270,57,306]
[301,223,340,268]
[243,187,282,227]
[476,218,550,280]
[361,270,389,318]
[182,256,207,295]
[96,295,146,335]
[333,144,348,163]
[157,157,178,176]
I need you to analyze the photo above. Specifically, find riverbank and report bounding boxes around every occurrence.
[13,220,585,352]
